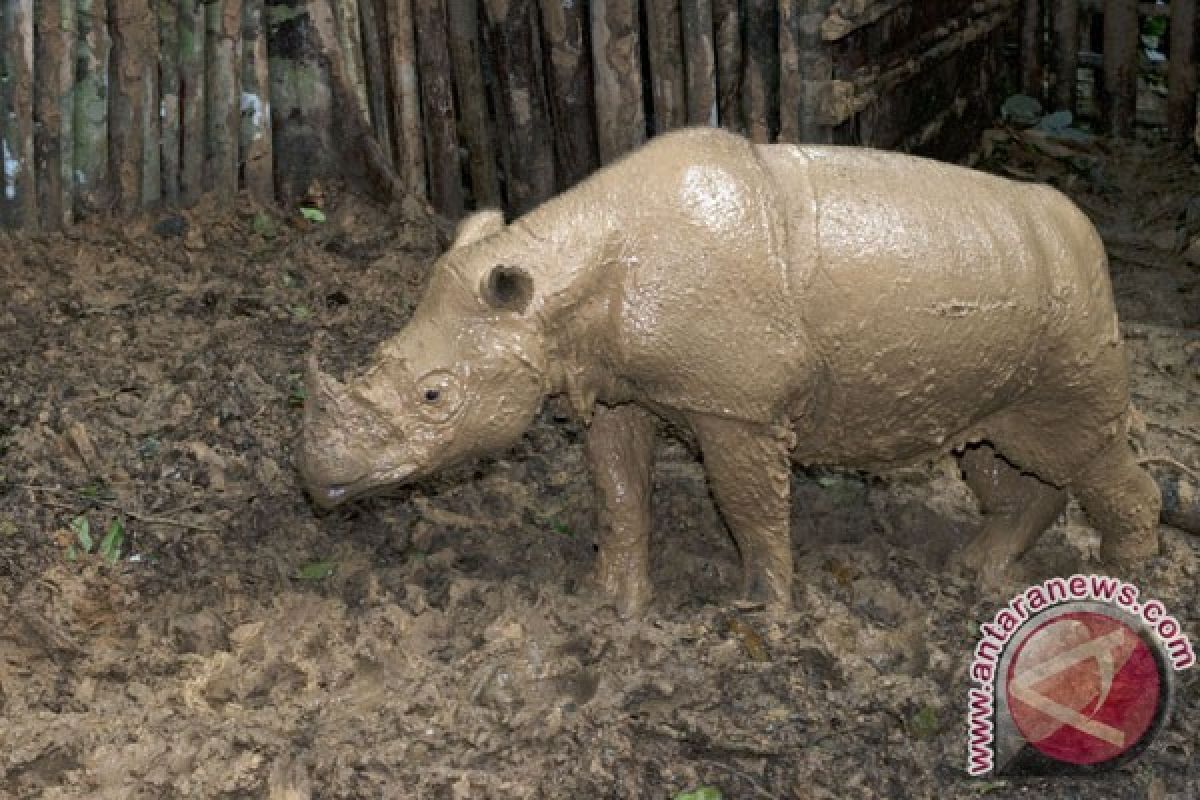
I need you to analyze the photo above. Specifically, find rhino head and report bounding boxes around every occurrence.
[298,211,552,508]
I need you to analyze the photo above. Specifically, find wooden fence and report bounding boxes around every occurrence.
[1,0,1024,232]
[1019,0,1197,138]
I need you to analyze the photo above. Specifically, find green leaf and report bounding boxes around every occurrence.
[99,519,125,564]
[299,207,326,223]
[70,516,93,552]
[252,211,278,238]
[66,544,79,561]
[289,305,312,321]
[909,704,941,739]
[551,520,573,537]
[298,560,336,580]
[674,788,723,800]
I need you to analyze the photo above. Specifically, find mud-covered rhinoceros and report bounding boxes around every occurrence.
[299,127,1162,615]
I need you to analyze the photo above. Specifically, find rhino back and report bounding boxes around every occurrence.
[757,143,1121,467]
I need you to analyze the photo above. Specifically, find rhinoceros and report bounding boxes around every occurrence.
[299,127,1161,615]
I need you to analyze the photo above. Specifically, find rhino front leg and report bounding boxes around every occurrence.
[586,403,657,617]
[691,416,795,609]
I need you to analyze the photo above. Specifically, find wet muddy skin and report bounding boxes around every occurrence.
[1,145,1197,798]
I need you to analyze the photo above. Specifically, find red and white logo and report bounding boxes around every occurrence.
[1005,611,1161,766]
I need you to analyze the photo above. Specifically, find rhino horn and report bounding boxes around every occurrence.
[305,353,348,415]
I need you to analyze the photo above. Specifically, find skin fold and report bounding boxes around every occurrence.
[299,127,1162,616]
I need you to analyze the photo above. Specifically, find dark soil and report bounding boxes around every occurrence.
[1,141,1197,799]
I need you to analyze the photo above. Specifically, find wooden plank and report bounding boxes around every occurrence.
[591,0,645,163]
[645,0,686,131]
[1167,0,1196,139]
[538,0,598,188]
[712,0,742,130]
[414,0,463,217]
[73,0,110,214]
[1102,0,1138,137]
[2,0,38,227]
[1054,0,1079,111]
[681,0,717,126]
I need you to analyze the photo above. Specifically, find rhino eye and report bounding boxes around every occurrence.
[415,370,461,422]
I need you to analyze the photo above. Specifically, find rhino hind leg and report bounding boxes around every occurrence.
[586,403,657,617]
[956,443,1068,584]
[1071,438,1162,566]
[692,416,795,609]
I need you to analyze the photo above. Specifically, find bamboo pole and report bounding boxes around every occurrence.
[141,46,161,206]
[644,0,686,131]
[1,0,37,228]
[159,0,180,204]
[1167,0,1196,140]
[358,0,394,163]
[796,0,832,143]
[34,0,76,229]
[482,0,555,212]
[712,0,741,130]
[109,0,157,212]
[591,0,645,163]
[538,0,598,188]
[1102,0,1137,137]
[206,0,242,198]
[240,0,273,203]
[681,0,717,126]
[73,0,109,214]
[1053,0,1078,112]
[1020,0,1042,100]
[447,0,501,204]
[742,0,777,143]
[333,0,370,120]
[414,0,463,218]
[179,0,206,205]
[384,0,426,196]
[779,0,802,142]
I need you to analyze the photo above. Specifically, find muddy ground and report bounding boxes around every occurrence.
[1,139,1198,800]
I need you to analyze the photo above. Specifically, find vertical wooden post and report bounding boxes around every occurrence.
[797,0,832,143]
[266,0,338,203]
[742,0,777,143]
[160,0,181,205]
[34,0,76,229]
[385,0,426,196]
[241,0,274,203]
[644,0,686,132]
[1020,0,1043,100]
[206,0,242,198]
[109,0,158,212]
[681,0,717,126]
[1102,0,1138,137]
[1,0,38,228]
[538,0,598,188]
[447,0,501,205]
[712,0,742,130]
[482,0,555,212]
[1053,0,1079,112]
[358,0,394,161]
[414,0,463,217]
[591,0,645,163]
[180,0,206,205]
[73,0,109,214]
[333,0,370,120]
[1168,0,1197,140]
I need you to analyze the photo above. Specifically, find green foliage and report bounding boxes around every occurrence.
[1143,16,1167,39]
[99,519,125,565]
[70,515,93,553]
[673,788,722,800]
[909,704,941,739]
[298,560,337,580]
[287,372,307,408]
[299,207,326,223]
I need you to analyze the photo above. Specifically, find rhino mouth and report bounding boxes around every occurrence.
[306,464,419,510]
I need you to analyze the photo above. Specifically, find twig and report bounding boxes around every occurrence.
[698,759,780,800]
[27,491,218,532]
[1138,456,1200,484]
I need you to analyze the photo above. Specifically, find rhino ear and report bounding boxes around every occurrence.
[481,265,534,313]
[451,210,506,250]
